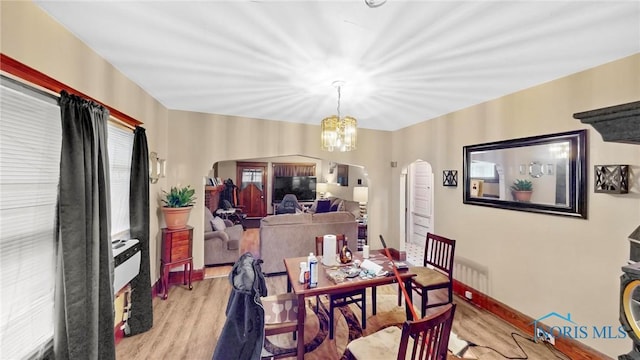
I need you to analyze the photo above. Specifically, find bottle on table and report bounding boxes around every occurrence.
[308,252,318,288]
[340,238,353,264]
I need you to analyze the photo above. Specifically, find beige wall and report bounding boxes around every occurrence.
[390,53,640,356]
[3,1,639,356]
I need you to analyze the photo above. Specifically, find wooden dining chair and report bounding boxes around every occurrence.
[261,293,298,359]
[347,303,456,360]
[315,235,367,339]
[400,233,456,318]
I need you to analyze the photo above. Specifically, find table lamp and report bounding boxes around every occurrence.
[316,182,328,199]
[353,186,368,219]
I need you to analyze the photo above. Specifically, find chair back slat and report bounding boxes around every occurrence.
[423,233,456,277]
[398,303,456,360]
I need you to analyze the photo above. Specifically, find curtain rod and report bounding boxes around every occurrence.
[0,53,143,128]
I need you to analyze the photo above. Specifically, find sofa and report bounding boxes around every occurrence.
[259,211,358,274]
[204,207,244,266]
[309,196,360,219]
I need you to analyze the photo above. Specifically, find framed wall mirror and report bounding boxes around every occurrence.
[463,129,587,218]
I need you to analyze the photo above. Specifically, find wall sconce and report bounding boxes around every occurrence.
[149,151,166,184]
[594,165,629,194]
[353,186,369,219]
[443,170,458,187]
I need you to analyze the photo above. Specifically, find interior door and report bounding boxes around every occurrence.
[409,160,433,247]
[236,162,267,218]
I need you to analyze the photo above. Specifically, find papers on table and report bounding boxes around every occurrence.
[360,259,385,276]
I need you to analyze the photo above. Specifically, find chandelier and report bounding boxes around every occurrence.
[321,81,357,152]
[364,0,387,8]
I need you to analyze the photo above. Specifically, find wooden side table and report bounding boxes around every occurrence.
[160,226,193,300]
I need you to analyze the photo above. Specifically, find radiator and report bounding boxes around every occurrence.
[112,239,141,295]
[453,256,489,294]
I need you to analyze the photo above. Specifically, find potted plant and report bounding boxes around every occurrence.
[161,185,196,230]
[510,179,533,202]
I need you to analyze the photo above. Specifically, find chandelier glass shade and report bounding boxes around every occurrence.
[321,83,357,152]
[321,115,357,152]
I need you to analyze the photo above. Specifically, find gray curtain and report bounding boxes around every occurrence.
[126,126,153,335]
[272,163,316,177]
[55,90,115,360]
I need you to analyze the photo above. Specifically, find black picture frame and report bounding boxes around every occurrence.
[443,170,458,187]
[463,129,587,219]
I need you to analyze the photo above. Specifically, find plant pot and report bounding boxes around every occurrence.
[513,191,533,202]
[162,206,193,230]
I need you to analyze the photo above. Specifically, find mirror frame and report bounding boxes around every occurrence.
[463,129,587,219]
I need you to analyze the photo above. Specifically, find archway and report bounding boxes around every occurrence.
[202,155,371,273]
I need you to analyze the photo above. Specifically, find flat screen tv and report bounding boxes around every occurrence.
[273,176,317,202]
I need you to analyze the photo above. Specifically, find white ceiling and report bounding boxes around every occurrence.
[35,1,639,131]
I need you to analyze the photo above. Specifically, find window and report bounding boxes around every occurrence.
[107,124,134,240]
[469,160,499,183]
[0,76,135,359]
[0,77,60,359]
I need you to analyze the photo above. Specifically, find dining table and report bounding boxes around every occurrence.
[283,251,416,360]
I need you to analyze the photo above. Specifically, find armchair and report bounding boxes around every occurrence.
[204,207,243,266]
[275,194,303,214]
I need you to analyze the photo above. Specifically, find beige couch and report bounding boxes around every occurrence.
[259,211,358,274]
[308,196,361,219]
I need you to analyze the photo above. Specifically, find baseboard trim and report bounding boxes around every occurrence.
[452,280,612,360]
[265,271,287,277]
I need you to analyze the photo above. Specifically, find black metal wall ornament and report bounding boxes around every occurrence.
[443,170,458,187]
[594,165,629,194]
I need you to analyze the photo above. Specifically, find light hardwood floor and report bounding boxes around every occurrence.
[117,228,570,360]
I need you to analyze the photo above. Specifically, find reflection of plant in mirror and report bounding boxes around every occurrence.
[511,179,533,192]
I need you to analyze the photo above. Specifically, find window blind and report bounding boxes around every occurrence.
[107,124,133,240]
[0,78,61,359]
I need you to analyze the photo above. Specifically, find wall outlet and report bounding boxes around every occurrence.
[464,290,473,300]
[535,328,555,345]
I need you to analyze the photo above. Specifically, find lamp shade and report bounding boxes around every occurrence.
[316,182,328,193]
[353,187,368,203]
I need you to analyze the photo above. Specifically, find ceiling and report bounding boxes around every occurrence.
[35,1,639,131]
